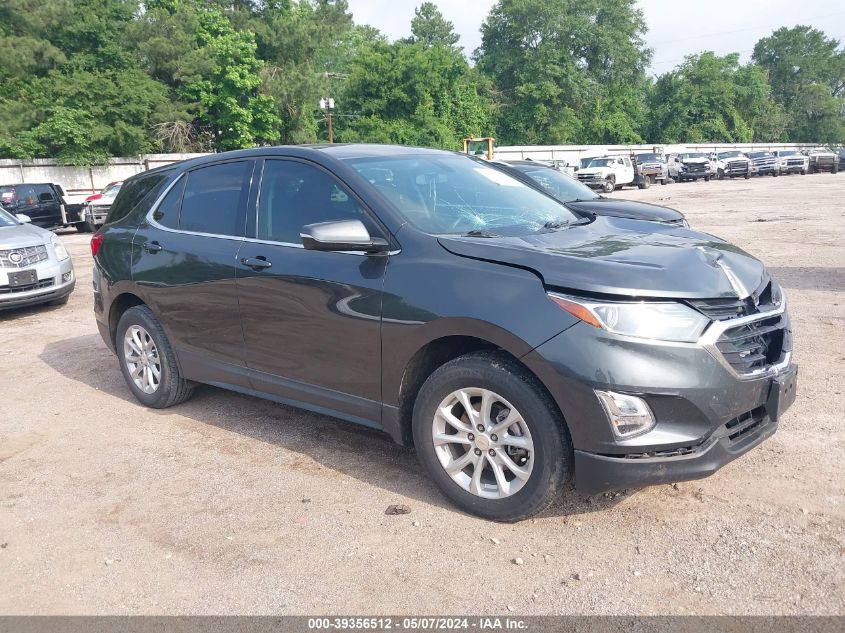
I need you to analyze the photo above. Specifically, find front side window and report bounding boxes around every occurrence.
[151,176,186,230]
[345,155,580,235]
[257,160,374,244]
[180,161,251,236]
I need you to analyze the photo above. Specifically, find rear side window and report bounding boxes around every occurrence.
[152,177,186,230]
[180,161,250,236]
[33,184,56,202]
[106,172,169,225]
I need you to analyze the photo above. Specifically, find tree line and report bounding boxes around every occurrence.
[0,0,843,165]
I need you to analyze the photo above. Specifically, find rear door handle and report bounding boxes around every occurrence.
[143,240,163,253]
[240,256,272,271]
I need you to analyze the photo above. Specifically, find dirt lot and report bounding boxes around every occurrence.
[1,173,843,615]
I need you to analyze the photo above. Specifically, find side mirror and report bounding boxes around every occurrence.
[15,214,32,223]
[300,219,389,254]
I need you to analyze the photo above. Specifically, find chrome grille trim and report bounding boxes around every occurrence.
[0,245,48,268]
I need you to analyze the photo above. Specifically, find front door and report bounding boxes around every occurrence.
[236,158,388,426]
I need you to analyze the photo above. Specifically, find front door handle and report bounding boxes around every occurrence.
[143,240,163,253]
[240,256,272,271]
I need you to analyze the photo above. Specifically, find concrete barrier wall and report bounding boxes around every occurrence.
[0,143,829,196]
[0,153,210,196]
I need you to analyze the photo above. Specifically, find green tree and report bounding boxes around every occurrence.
[338,38,494,148]
[476,0,651,145]
[410,3,460,49]
[752,26,845,142]
[647,52,786,143]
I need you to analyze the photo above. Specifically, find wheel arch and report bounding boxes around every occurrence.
[390,332,568,448]
[108,292,146,349]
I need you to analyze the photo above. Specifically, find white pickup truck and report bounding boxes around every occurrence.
[576,156,641,193]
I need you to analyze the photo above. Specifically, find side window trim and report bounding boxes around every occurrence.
[251,157,392,248]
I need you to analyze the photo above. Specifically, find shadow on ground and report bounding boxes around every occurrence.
[38,333,627,520]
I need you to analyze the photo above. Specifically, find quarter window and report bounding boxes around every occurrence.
[257,160,373,244]
[152,176,186,230]
[180,161,251,236]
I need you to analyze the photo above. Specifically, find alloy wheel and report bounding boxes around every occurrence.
[123,324,161,394]
[432,388,534,499]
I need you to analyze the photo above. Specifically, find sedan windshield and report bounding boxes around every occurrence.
[0,205,20,227]
[510,165,598,203]
[345,155,580,234]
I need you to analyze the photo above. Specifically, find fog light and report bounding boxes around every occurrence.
[62,271,73,283]
[595,390,655,438]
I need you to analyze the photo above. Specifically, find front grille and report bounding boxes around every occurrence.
[786,159,804,166]
[753,160,776,169]
[0,245,48,268]
[812,156,834,165]
[0,278,54,295]
[724,406,767,444]
[577,174,601,182]
[716,313,787,373]
[727,160,747,172]
[689,280,778,321]
[613,445,701,460]
[685,163,707,172]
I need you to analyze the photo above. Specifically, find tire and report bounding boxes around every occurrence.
[660,177,668,185]
[704,175,711,182]
[801,169,806,175]
[602,177,615,194]
[717,169,725,180]
[744,171,750,179]
[116,305,195,409]
[412,351,571,522]
[833,164,839,174]
[76,221,93,233]
[637,176,650,190]
[772,170,779,177]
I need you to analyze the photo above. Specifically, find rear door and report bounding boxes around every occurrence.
[132,160,256,387]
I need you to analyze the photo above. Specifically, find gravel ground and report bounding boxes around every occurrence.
[0,173,843,615]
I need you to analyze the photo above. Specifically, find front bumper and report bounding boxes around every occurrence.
[525,307,795,494]
[85,205,111,226]
[0,257,75,310]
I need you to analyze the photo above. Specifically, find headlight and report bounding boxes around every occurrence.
[51,234,69,262]
[548,293,709,343]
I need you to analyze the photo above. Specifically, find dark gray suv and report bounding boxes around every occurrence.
[92,145,797,521]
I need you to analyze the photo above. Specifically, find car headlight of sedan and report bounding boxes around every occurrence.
[548,293,709,343]
[51,234,70,262]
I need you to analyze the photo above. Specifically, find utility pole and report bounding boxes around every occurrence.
[319,97,335,143]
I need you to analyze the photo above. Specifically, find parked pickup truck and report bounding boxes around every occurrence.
[714,151,752,180]
[773,150,808,175]
[632,153,671,185]
[805,148,839,173]
[747,151,780,177]
[670,152,714,182]
[0,183,85,231]
[79,181,123,232]
[577,155,645,193]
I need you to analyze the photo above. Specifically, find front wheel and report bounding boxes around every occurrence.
[116,305,195,408]
[76,221,93,233]
[412,352,570,522]
[704,175,711,182]
[602,177,615,194]
[744,171,751,179]
[717,169,725,180]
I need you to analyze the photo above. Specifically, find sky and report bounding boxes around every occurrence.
[344,0,845,75]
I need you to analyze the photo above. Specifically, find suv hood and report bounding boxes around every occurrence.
[0,223,50,249]
[438,216,765,299]
[565,199,684,224]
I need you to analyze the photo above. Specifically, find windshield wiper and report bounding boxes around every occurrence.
[541,217,592,230]
[462,229,500,238]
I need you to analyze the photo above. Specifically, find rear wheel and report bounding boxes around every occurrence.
[412,352,570,522]
[116,305,194,408]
